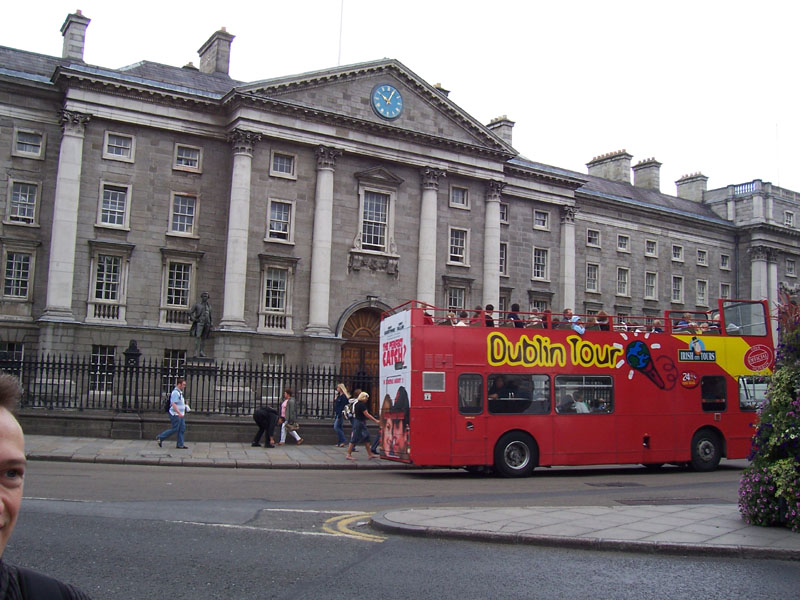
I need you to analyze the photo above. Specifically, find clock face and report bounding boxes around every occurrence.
[371,84,404,120]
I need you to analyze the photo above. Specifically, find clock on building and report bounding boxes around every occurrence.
[371,83,404,120]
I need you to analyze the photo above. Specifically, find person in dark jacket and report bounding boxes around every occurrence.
[251,404,279,447]
[332,383,350,447]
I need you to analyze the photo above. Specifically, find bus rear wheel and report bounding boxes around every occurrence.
[690,429,722,472]
[494,432,537,478]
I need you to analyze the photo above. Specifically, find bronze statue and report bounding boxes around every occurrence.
[189,291,212,357]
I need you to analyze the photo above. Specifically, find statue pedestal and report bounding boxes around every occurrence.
[185,358,217,413]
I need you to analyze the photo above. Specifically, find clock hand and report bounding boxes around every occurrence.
[387,89,396,102]
[379,93,390,102]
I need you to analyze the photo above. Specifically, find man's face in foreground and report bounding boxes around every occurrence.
[0,407,25,558]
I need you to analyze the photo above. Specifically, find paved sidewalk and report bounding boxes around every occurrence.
[371,505,800,560]
[24,434,402,469]
[25,435,800,560]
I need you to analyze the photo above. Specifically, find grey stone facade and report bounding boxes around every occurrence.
[1,12,798,371]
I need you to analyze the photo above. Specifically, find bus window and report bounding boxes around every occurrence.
[487,374,550,414]
[458,373,483,415]
[701,375,727,412]
[554,375,613,414]
[722,301,768,336]
[739,376,769,411]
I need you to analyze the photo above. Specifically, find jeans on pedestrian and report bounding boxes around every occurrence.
[157,413,186,447]
[333,414,347,444]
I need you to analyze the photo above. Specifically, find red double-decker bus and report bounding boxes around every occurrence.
[378,300,773,477]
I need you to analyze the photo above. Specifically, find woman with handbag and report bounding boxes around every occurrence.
[278,388,303,445]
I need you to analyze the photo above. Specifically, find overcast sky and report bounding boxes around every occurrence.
[4,0,798,195]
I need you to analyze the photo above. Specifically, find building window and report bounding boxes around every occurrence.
[499,242,508,276]
[258,256,297,333]
[266,199,294,243]
[532,248,549,280]
[787,259,797,277]
[616,267,630,296]
[6,181,39,225]
[166,262,191,308]
[269,151,297,180]
[617,234,630,253]
[448,228,470,265]
[586,229,600,247]
[3,251,31,299]
[672,275,684,303]
[450,186,469,209]
[499,202,508,224]
[102,131,135,162]
[697,249,708,266]
[672,244,684,262]
[645,239,658,257]
[89,345,116,392]
[360,190,390,252]
[696,279,708,306]
[98,183,131,229]
[173,144,202,172]
[586,263,599,293]
[12,129,44,159]
[87,242,131,324]
[530,299,548,313]
[262,353,286,400]
[447,287,465,310]
[169,193,197,235]
[534,210,550,230]
[720,282,731,299]
[720,254,731,270]
[162,350,187,394]
[645,271,658,300]
[785,211,795,228]
[0,342,24,378]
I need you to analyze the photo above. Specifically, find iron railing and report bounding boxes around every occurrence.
[0,355,378,418]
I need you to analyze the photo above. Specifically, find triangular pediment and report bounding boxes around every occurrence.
[354,166,404,187]
[233,59,515,159]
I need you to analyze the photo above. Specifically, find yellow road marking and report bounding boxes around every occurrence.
[322,512,385,542]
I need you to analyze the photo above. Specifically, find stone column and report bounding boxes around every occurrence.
[748,245,769,303]
[767,248,779,342]
[219,129,260,330]
[306,146,341,336]
[416,168,445,305]
[482,180,504,309]
[559,206,578,312]
[41,109,91,322]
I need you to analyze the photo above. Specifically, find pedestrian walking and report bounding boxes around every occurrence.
[332,383,350,447]
[156,377,190,449]
[278,388,303,445]
[251,404,279,447]
[346,392,379,460]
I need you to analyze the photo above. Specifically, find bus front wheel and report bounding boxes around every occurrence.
[690,430,722,472]
[494,432,537,478]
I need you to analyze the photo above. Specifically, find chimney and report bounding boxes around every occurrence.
[60,10,91,62]
[198,28,235,75]
[632,157,662,191]
[487,115,515,146]
[675,173,708,202]
[586,150,633,184]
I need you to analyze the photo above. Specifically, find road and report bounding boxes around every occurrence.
[5,461,799,599]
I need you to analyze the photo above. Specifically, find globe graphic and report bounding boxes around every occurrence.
[626,340,651,369]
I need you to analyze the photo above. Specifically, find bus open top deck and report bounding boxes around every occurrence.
[377,300,773,476]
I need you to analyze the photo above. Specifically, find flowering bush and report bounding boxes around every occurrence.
[739,293,800,532]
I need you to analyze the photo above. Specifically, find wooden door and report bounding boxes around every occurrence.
[341,308,381,413]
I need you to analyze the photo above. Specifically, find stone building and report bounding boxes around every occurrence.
[1,11,798,380]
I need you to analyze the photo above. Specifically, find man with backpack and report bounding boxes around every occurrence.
[156,377,190,449]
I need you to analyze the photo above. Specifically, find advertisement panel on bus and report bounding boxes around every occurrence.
[379,309,411,460]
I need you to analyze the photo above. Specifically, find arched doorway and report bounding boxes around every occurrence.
[340,307,381,413]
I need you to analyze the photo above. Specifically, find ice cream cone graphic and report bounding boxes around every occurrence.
[626,340,666,389]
